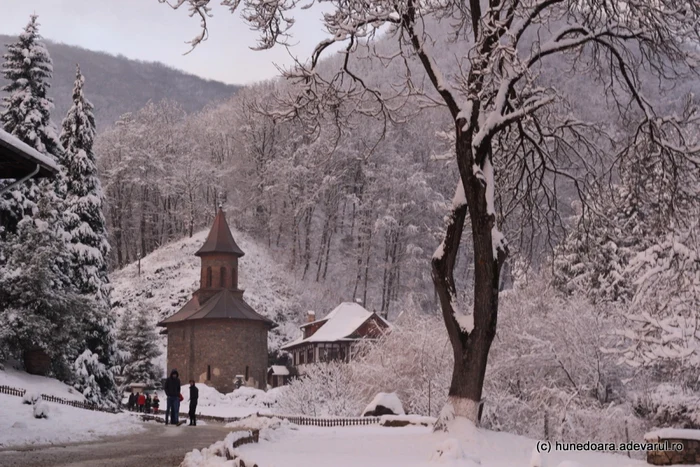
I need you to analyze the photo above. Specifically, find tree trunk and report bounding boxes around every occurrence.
[433,136,507,428]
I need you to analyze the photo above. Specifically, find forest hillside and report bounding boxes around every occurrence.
[0,34,239,128]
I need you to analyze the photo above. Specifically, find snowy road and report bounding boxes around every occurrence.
[0,422,237,467]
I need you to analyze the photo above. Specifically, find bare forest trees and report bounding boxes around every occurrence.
[161,0,700,426]
[98,100,219,267]
[98,89,442,323]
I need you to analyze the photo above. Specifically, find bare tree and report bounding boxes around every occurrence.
[160,0,700,426]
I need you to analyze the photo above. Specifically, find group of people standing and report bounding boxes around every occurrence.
[127,391,159,413]
[125,369,199,426]
[163,369,199,426]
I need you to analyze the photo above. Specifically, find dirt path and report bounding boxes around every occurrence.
[0,422,236,467]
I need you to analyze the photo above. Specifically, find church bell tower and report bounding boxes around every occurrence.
[194,207,245,304]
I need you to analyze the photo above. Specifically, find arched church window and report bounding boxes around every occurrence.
[220,267,226,288]
[206,267,212,287]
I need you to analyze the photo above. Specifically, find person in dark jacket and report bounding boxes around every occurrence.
[188,380,199,426]
[145,394,152,414]
[152,394,160,413]
[164,369,181,425]
[127,393,136,411]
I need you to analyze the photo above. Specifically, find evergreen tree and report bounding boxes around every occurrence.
[60,65,110,303]
[121,312,162,389]
[553,145,682,303]
[0,196,90,368]
[0,15,62,235]
[60,65,118,404]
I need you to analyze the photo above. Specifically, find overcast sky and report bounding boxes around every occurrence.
[0,0,332,85]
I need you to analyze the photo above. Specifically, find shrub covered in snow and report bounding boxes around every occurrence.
[22,392,40,405]
[352,310,452,417]
[479,277,646,445]
[275,362,365,417]
[632,383,700,429]
[33,401,49,419]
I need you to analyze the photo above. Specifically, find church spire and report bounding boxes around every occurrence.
[195,207,245,257]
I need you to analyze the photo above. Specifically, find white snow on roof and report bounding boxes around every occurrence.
[645,428,700,441]
[363,392,405,416]
[269,365,290,376]
[0,129,58,172]
[306,302,372,342]
[281,302,390,349]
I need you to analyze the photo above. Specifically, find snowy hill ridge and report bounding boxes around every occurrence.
[110,228,328,355]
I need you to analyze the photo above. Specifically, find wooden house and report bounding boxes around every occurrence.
[281,302,390,373]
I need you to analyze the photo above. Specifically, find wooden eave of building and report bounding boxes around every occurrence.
[0,129,59,179]
[157,289,275,329]
[195,208,245,257]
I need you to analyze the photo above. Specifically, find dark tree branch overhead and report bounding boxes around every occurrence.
[161,0,700,426]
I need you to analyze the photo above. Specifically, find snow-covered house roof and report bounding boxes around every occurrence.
[0,129,58,179]
[281,302,390,350]
[268,365,290,376]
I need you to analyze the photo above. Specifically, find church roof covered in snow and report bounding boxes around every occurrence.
[195,208,245,257]
[280,302,390,349]
[157,289,275,328]
[0,128,59,179]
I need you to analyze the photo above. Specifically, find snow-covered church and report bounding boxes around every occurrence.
[158,208,275,392]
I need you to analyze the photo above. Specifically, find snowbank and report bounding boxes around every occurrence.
[232,424,645,467]
[363,392,405,416]
[155,383,280,418]
[181,430,253,467]
[0,367,85,401]
[0,394,144,448]
[226,415,297,442]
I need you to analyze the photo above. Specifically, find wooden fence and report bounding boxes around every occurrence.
[0,385,26,397]
[0,384,118,413]
[269,414,381,427]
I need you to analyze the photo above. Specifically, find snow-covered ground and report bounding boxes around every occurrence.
[154,383,283,418]
[229,422,647,467]
[0,366,85,401]
[0,394,144,448]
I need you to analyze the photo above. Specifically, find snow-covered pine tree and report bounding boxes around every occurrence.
[60,65,110,302]
[0,15,62,236]
[121,312,162,389]
[553,145,679,303]
[0,15,83,378]
[60,65,118,405]
[0,196,91,373]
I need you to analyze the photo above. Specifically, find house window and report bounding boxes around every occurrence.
[329,347,339,361]
[207,365,211,380]
[339,346,346,362]
[220,267,226,288]
[206,267,212,287]
[307,346,314,364]
[299,351,305,364]
[245,365,249,381]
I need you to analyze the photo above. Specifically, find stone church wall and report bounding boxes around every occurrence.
[166,319,268,393]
